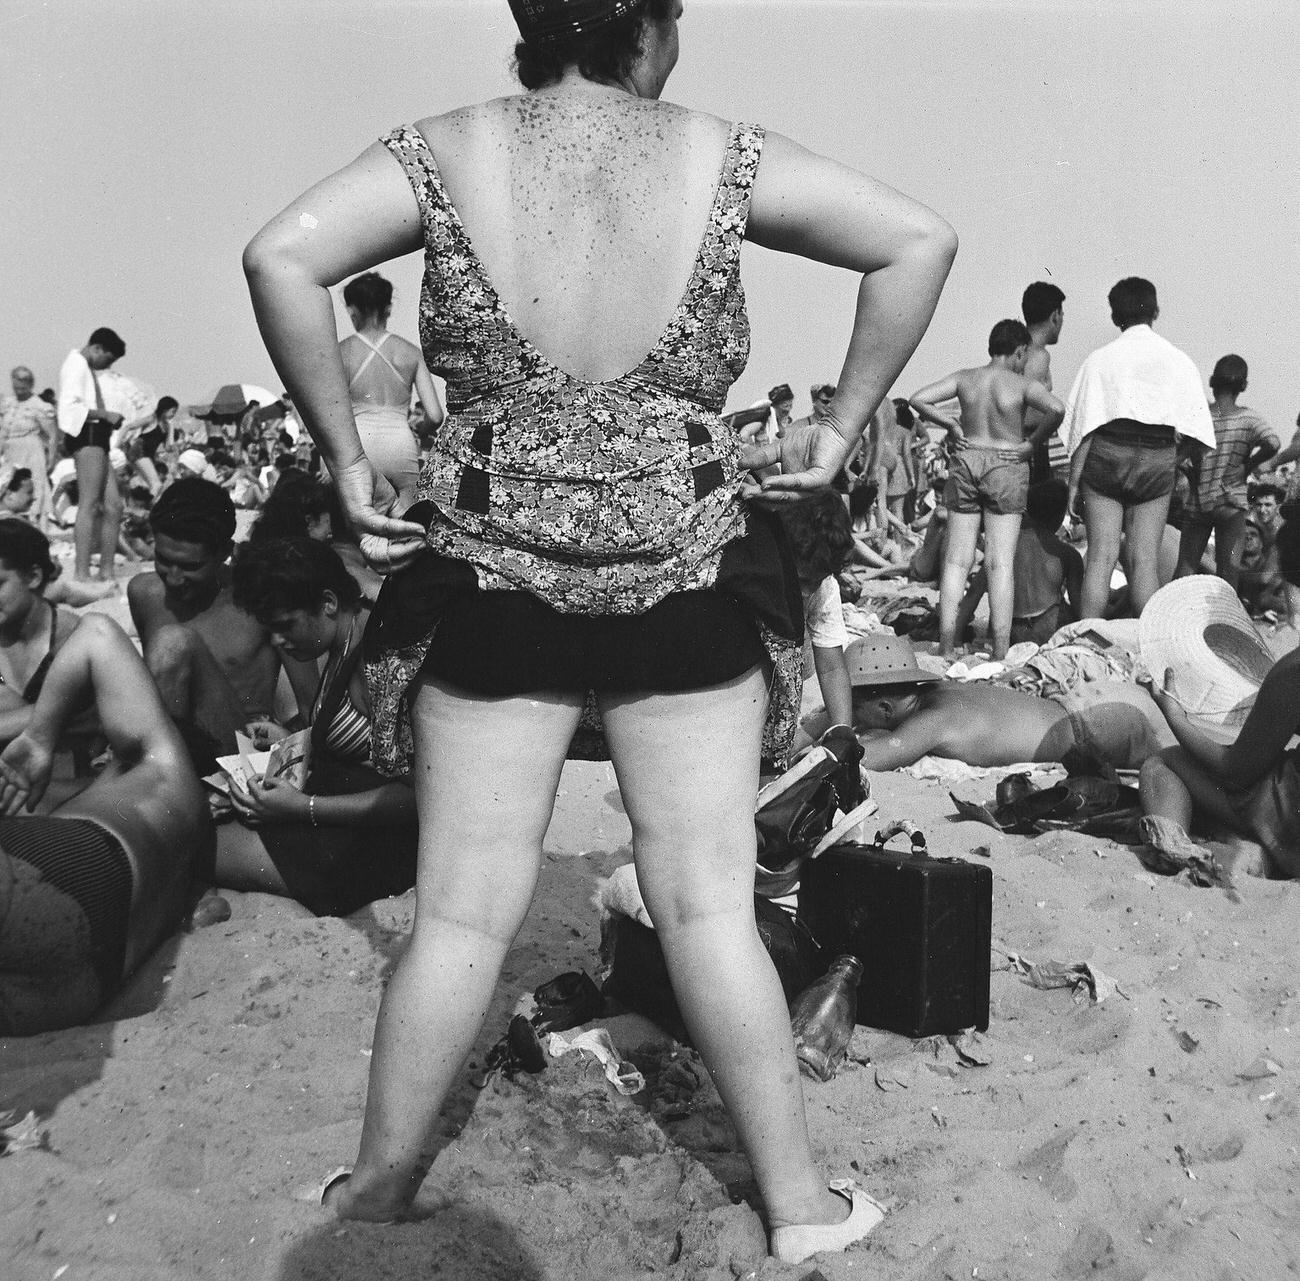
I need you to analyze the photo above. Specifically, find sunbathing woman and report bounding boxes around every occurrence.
[0,614,211,1034]
[216,537,418,915]
[1141,646,1300,878]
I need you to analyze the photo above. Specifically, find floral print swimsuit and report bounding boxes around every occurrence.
[366,120,802,772]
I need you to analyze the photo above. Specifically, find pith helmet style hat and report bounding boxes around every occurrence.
[845,634,941,690]
[509,0,646,42]
[1139,575,1275,742]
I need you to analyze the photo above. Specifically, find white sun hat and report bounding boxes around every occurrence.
[1139,575,1275,741]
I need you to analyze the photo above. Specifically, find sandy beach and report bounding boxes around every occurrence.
[3,581,1298,1281]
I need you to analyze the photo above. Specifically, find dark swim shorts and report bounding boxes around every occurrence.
[943,446,1030,516]
[67,421,114,453]
[423,589,767,697]
[1080,423,1176,505]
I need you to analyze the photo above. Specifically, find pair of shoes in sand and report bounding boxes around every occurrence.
[303,1169,885,1262]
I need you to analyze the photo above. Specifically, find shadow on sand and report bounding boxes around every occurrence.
[278,1204,546,1281]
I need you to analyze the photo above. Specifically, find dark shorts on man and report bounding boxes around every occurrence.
[67,421,113,453]
[943,445,1029,516]
[1079,422,1176,505]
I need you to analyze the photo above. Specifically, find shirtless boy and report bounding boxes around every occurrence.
[1021,282,1067,481]
[798,633,1174,773]
[910,320,1065,659]
[128,478,314,769]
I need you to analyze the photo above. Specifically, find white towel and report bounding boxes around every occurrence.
[1063,324,1215,455]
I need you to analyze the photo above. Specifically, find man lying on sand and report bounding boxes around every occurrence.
[799,633,1174,772]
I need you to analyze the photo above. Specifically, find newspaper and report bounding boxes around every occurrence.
[202,728,311,796]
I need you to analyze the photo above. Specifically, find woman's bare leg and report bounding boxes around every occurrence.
[600,669,847,1232]
[333,676,583,1220]
[1079,485,1124,619]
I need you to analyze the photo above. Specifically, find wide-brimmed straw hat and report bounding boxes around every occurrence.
[845,634,941,690]
[1139,575,1274,740]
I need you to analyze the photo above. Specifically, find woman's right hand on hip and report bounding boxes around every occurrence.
[333,459,426,572]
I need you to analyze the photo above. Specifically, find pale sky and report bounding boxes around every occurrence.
[4,0,1298,434]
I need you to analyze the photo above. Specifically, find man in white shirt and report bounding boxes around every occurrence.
[57,327,127,581]
[1062,280,1214,619]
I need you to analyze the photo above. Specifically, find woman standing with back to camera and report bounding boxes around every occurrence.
[244,0,954,1262]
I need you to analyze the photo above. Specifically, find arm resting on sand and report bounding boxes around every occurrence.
[856,711,947,772]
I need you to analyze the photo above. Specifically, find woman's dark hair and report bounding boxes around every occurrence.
[342,271,393,318]
[5,468,32,493]
[779,491,855,584]
[248,472,333,543]
[232,536,361,621]
[155,395,179,417]
[0,520,58,587]
[513,0,673,89]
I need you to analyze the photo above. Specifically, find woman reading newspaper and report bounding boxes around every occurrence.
[211,537,417,915]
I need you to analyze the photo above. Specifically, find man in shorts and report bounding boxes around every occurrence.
[909,320,1065,659]
[1062,278,1216,620]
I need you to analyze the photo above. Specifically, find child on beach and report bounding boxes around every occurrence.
[909,319,1065,659]
[780,493,856,729]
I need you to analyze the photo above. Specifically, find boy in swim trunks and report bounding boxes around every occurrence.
[910,320,1065,659]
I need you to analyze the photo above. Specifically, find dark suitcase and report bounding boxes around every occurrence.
[797,830,992,1037]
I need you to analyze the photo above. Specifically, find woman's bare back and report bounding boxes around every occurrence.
[416,93,732,384]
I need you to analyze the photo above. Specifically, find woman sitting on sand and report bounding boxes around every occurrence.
[0,614,211,1034]
[244,0,954,1260]
[1141,647,1300,879]
[215,537,418,916]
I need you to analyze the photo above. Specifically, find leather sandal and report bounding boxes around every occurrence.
[769,1178,886,1264]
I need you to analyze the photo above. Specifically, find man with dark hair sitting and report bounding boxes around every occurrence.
[127,477,315,769]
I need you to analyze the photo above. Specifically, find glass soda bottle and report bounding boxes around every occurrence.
[790,954,862,1082]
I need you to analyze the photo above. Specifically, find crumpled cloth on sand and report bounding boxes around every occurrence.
[1137,815,1230,890]
[1005,952,1127,1004]
[546,1028,646,1096]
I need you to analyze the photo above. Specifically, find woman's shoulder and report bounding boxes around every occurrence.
[408,97,739,152]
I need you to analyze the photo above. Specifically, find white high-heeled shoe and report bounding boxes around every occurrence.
[769,1178,886,1264]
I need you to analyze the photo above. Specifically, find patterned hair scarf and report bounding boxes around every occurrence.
[508,0,647,43]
